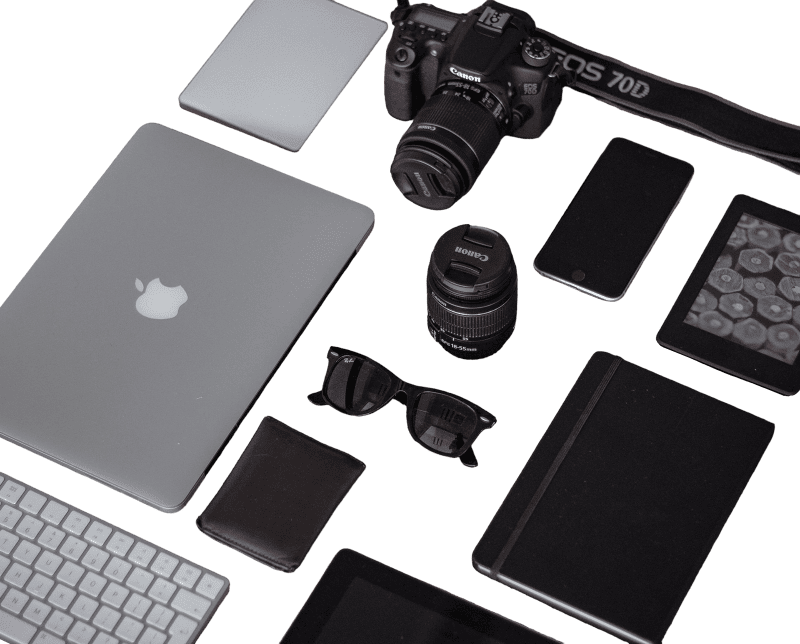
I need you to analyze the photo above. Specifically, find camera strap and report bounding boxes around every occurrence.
[540,30,800,174]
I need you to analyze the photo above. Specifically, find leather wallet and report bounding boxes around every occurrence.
[197,416,365,572]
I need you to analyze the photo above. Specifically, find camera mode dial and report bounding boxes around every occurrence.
[522,37,552,67]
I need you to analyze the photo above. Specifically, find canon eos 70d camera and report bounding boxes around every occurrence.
[386,1,571,210]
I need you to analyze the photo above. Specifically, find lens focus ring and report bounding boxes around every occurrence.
[427,284,517,339]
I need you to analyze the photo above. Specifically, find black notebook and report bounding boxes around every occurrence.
[473,352,773,644]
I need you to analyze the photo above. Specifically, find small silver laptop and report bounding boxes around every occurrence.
[179,0,387,151]
[0,123,373,512]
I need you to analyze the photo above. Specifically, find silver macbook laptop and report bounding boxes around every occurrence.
[0,123,374,512]
[179,0,386,151]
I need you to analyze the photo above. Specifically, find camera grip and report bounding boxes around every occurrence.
[385,61,422,121]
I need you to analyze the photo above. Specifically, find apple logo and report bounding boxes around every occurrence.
[135,278,188,320]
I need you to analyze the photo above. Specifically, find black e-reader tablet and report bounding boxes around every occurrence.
[280,549,560,644]
[658,194,800,395]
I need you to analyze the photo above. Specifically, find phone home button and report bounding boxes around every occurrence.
[571,269,586,282]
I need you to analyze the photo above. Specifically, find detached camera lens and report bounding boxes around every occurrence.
[391,82,506,210]
[427,225,517,359]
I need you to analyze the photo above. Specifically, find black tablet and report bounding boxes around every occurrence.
[280,549,560,644]
[658,194,800,395]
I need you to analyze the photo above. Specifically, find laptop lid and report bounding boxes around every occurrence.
[0,123,374,512]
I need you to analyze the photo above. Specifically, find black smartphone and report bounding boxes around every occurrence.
[534,138,694,300]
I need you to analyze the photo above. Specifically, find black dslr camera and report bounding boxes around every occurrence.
[386,1,571,210]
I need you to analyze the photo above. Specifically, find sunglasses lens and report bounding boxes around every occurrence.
[412,392,478,456]
[325,357,393,414]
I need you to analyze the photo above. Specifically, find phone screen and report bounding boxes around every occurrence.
[534,138,693,300]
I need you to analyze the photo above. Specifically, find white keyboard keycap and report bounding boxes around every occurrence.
[15,516,44,540]
[104,558,132,584]
[1,588,29,614]
[172,564,200,589]
[13,540,41,566]
[61,512,90,537]
[114,616,143,643]
[149,554,178,579]
[92,605,121,633]
[34,632,65,644]
[44,609,73,636]
[5,562,32,588]
[69,595,98,622]
[56,561,85,587]
[23,599,51,626]
[83,522,112,548]
[80,546,109,573]
[101,583,129,609]
[19,491,47,516]
[145,604,174,630]
[26,573,55,599]
[37,527,66,551]
[34,551,63,576]
[92,634,119,644]
[0,607,37,644]
[0,554,11,576]
[106,534,134,558]
[0,530,20,554]
[170,589,210,620]
[123,593,151,620]
[0,506,22,530]
[0,481,25,505]
[167,615,197,644]
[49,584,77,610]
[66,621,95,644]
[40,502,69,526]
[125,567,153,594]
[78,572,106,598]
[147,578,176,604]
[195,573,224,600]
[60,537,88,562]
[140,627,167,644]
[128,543,156,568]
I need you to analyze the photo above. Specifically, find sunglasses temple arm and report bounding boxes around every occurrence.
[459,447,478,468]
[307,391,328,406]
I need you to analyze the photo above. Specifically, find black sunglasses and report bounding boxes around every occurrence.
[308,347,496,467]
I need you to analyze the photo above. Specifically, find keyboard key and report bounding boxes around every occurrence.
[92,606,121,633]
[34,551,63,576]
[26,573,55,599]
[149,554,178,579]
[0,607,37,644]
[100,583,129,609]
[19,491,47,516]
[114,616,143,643]
[167,615,197,644]
[44,610,73,637]
[0,481,25,505]
[104,558,131,584]
[78,572,106,598]
[70,596,98,622]
[139,627,167,644]
[80,547,109,573]
[125,567,153,594]
[92,634,119,644]
[34,632,65,644]
[61,512,90,537]
[23,599,51,626]
[123,594,151,620]
[106,534,133,558]
[83,523,112,548]
[66,621,96,644]
[170,589,210,620]
[5,562,33,588]
[15,516,44,541]
[13,541,41,566]
[49,584,77,610]
[0,505,22,530]
[145,604,174,630]
[147,578,176,604]
[1,588,29,614]
[127,543,156,569]
[40,502,69,526]
[37,527,66,551]
[0,530,20,554]
[172,564,200,589]
[195,573,224,600]
[56,561,85,587]
[60,537,88,562]
[0,554,10,576]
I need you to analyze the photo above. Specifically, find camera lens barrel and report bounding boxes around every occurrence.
[427,225,517,359]
[392,82,507,210]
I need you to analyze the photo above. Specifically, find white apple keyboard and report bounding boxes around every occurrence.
[0,472,228,644]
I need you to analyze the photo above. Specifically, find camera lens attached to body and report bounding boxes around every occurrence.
[391,83,507,210]
[427,225,517,359]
